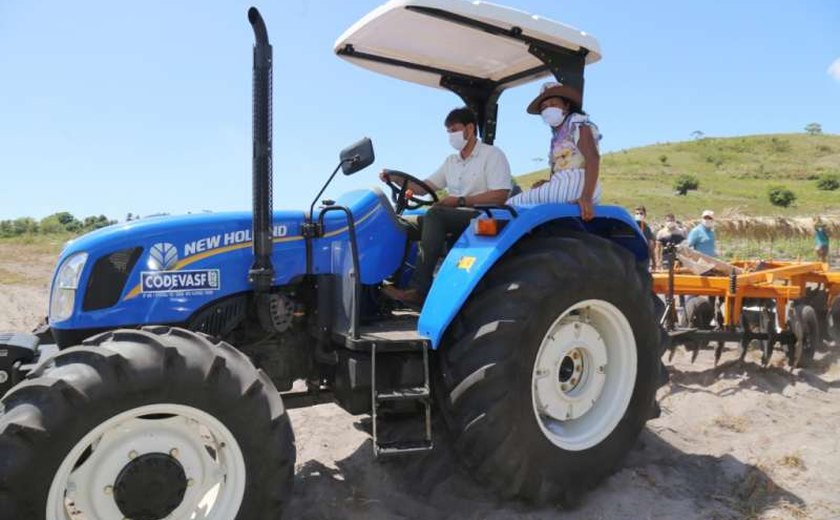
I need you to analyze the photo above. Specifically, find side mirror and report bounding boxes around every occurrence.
[340,137,375,175]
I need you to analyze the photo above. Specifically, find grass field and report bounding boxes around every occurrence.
[0,234,70,285]
[517,133,840,219]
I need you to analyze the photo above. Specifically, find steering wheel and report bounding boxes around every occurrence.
[381,169,439,213]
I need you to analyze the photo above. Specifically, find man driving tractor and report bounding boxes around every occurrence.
[380,107,512,305]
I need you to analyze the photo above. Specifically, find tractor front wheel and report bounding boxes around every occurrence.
[439,233,664,504]
[0,327,295,520]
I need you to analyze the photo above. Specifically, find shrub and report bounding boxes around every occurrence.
[770,137,791,153]
[659,154,668,165]
[768,186,796,207]
[674,174,700,195]
[816,174,840,191]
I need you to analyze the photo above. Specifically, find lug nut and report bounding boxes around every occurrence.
[170,448,179,458]
[128,450,138,460]
[104,485,113,495]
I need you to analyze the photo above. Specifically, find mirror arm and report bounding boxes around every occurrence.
[306,156,357,231]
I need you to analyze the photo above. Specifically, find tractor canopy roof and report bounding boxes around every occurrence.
[334,0,601,144]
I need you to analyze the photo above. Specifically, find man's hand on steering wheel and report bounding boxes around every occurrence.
[380,169,439,214]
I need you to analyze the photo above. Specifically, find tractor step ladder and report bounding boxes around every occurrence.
[371,341,433,457]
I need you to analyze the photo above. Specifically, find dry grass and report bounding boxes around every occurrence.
[0,266,27,285]
[714,413,750,433]
[777,453,806,471]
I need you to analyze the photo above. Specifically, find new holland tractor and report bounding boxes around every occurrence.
[0,2,666,518]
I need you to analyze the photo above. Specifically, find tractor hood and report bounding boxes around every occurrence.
[48,210,305,337]
[59,211,305,265]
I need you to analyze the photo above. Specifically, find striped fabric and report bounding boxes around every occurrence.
[508,168,601,205]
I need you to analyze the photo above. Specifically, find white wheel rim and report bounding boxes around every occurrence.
[46,404,246,520]
[531,299,638,451]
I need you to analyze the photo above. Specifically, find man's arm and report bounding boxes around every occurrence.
[437,189,509,208]
[687,227,699,248]
[466,147,512,205]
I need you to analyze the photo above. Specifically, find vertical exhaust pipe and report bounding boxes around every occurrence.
[247,7,274,292]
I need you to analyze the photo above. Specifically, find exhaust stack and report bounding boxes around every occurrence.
[247,7,274,292]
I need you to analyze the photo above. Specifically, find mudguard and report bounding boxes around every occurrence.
[417,203,648,348]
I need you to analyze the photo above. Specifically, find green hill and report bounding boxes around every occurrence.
[516,133,840,218]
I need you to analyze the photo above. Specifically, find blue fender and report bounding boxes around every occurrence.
[417,203,648,348]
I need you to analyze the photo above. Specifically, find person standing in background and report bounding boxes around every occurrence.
[634,206,656,269]
[688,209,717,257]
[656,213,686,269]
[815,217,830,263]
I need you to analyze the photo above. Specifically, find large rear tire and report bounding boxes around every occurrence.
[828,296,840,344]
[790,304,820,368]
[438,234,664,504]
[0,326,295,520]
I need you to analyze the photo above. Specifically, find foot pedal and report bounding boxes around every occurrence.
[371,343,433,457]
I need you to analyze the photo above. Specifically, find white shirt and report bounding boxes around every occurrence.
[426,142,512,197]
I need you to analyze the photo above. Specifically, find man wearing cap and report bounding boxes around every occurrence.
[508,81,601,221]
[379,107,512,306]
[688,210,718,257]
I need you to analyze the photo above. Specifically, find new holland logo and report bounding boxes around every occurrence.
[148,242,178,271]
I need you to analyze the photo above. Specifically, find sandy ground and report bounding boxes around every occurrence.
[1,246,839,520]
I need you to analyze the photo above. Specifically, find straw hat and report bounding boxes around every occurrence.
[526,81,583,114]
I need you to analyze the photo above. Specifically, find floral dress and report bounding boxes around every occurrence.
[509,113,602,205]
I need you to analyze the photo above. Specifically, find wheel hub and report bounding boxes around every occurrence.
[531,301,638,451]
[113,453,188,520]
[534,318,607,422]
[558,348,585,393]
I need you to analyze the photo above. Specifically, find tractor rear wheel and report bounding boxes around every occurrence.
[0,326,295,520]
[684,296,714,329]
[790,303,820,368]
[828,296,840,344]
[439,233,664,504]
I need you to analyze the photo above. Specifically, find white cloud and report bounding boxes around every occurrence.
[829,58,840,82]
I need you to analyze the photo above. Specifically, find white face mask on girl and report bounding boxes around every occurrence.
[448,130,467,151]
[541,107,565,127]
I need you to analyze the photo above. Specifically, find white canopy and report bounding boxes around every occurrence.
[334,0,601,90]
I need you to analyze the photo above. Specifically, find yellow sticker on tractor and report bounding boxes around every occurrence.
[457,256,476,272]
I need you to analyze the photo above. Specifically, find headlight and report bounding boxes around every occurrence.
[49,252,88,323]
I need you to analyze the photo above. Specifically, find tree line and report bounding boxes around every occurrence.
[0,212,117,238]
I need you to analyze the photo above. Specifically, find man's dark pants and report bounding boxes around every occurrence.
[402,206,479,296]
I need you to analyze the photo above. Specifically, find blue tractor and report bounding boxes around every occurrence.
[0,2,665,518]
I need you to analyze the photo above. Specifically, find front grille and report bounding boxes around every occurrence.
[82,247,143,311]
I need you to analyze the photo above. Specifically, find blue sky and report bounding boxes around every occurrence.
[1,0,838,220]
